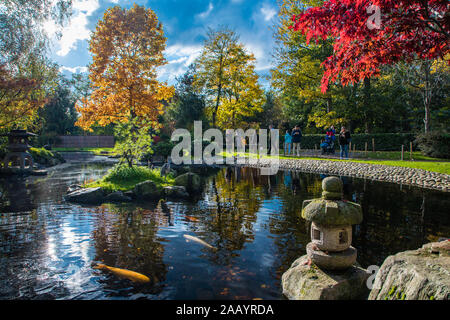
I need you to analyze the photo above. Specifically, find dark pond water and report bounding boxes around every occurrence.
[0,159,449,300]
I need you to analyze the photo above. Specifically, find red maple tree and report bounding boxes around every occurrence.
[291,0,450,93]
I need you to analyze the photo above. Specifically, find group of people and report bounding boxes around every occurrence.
[283,125,352,160]
[283,125,302,157]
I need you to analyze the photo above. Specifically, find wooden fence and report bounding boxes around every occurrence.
[54,136,115,148]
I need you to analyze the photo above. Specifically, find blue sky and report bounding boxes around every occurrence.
[45,0,280,86]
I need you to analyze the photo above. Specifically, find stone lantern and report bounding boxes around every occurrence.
[301,176,362,270]
[1,129,36,170]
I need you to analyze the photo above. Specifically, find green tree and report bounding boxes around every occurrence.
[0,0,72,131]
[38,79,78,136]
[272,0,341,131]
[167,64,206,131]
[0,0,72,66]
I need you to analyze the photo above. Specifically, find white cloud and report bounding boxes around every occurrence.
[196,2,214,19]
[158,44,203,83]
[243,42,272,71]
[60,66,88,73]
[261,4,277,21]
[45,0,100,56]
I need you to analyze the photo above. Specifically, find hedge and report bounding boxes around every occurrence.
[289,133,417,151]
[415,132,450,159]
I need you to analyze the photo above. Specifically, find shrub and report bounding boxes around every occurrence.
[415,132,450,159]
[87,164,175,191]
[29,147,65,166]
[152,141,175,158]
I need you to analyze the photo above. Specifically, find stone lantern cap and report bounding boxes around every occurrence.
[301,176,363,227]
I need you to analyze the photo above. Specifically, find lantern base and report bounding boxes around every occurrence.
[306,242,357,270]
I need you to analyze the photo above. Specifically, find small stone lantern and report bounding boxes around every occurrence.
[1,129,36,169]
[301,176,362,270]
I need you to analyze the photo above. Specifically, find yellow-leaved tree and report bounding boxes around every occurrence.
[75,4,174,166]
[194,27,264,129]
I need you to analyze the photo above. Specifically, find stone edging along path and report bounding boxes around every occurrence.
[236,158,450,193]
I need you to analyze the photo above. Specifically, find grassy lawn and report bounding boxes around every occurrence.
[85,165,175,192]
[221,151,450,175]
[357,151,446,161]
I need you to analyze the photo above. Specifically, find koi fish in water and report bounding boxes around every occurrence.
[93,264,150,283]
[183,234,217,251]
[184,215,199,222]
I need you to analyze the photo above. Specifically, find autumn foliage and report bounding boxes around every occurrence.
[292,0,450,93]
[75,4,174,131]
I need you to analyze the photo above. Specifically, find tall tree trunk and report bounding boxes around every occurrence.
[423,62,431,133]
[326,97,332,113]
[363,77,371,133]
[213,83,222,127]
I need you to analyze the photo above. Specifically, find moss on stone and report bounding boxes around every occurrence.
[301,199,363,226]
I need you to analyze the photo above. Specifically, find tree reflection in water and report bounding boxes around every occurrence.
[0,163,449,300]
[91,203,168,296]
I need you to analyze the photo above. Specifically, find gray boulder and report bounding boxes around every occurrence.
[174,172,202,193]
[282,255,370,300]
[163,186,189,199]
[369,241,450,300]
[104,191,132,203]
[65,187,105,204]
[123,190,136,199]
[134,180,163,200]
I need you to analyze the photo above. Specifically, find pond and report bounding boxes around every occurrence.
[0,159,449,300]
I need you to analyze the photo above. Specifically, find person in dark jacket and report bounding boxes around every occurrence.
[339,126,351,159]
[292,125,302,156]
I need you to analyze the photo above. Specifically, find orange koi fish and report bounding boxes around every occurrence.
[185,215,199,222]
[93,264,150,283]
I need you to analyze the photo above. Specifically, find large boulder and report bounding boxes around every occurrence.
[174,172,202,193]
[282,255,370,300]
[104,191,132,203]
[134,180,163,200]
[64,187,105,204]
[369,241,450,300]
[163,186,189,199]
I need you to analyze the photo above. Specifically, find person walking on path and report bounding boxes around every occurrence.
[284,130,292,156]
[339,126,351,159]
[292,125,302,157]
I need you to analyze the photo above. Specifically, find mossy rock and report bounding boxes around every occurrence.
[369,242,450,300]
[134,180,164,200]
[29,147,65,167]
[174,172,202,193]
[282,255,370,300]
[64,187,105,204]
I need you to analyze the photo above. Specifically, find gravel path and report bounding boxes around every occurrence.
[237,158,450,192]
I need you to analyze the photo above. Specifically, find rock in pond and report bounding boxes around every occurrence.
[134,180,163,200]
[123,190,136,199]
[64,187,105,204]
[369,241,450,300]
[104,191,132,203]
[174,172,202,193]
[163,186,189,199]
[282,255,370,300]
